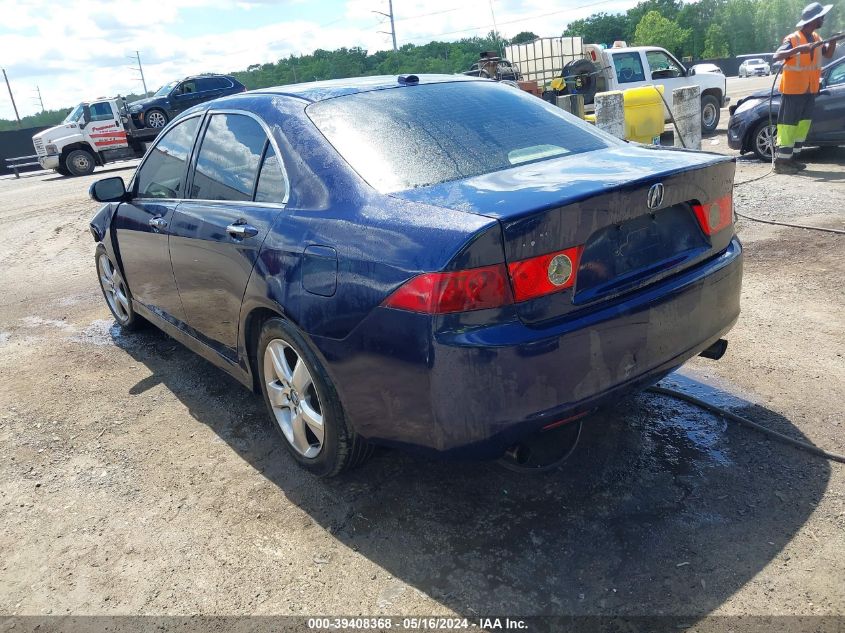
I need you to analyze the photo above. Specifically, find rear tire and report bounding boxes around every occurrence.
[54,165,70,176]
[257,317,373,477]
[701,95,721,134]
[65,149,95,176]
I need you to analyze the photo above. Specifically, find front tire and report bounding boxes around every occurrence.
[65,149,95,176]
[95,245,143,330]
[145,109,169,129]
[751,119,776,161]
[257,317,373,477]
[701,95,721,134]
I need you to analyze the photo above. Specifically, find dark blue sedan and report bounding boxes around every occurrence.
[90,74,742,476]
[728,56,845,160]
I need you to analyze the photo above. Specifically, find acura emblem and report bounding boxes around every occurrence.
[647,183,665,210]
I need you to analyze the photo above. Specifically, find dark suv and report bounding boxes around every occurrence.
[128,74,246,129]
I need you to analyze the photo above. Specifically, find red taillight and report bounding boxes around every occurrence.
[507,245,583,303]
[383,264,513,314]
[692,194,733,235]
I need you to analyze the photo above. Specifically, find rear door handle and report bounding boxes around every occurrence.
[226,223,259,238]
[149,217,168,230]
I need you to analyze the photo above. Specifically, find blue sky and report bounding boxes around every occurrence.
[0,0,639,119]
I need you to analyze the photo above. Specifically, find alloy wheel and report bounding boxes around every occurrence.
[756,124,775,159]
[98,254,130,322]
[147,111,167,128]
[263,339,325,458]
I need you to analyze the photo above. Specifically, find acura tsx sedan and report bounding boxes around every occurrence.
[90,74,742,477]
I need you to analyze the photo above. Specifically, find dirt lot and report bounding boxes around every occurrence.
[1,118,843,627]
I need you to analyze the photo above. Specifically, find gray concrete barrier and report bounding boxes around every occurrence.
[594,91,625,140]
[556,94,585,119]
[672,85,702,150]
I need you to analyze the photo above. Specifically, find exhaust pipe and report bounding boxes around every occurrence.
[699,338,728,360]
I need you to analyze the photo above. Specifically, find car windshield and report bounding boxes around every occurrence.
[748,59,765,64]
[62,104,84,124]
[307,81,614,193]
[154,81,179,97]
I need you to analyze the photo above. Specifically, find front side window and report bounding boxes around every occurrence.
[180,81,197,95]
[827,63,845,86]
[613,52,646,83]
[189,113,267,201]
[135,116,200,199]
[89,102,114,121]
[646,51,684,79]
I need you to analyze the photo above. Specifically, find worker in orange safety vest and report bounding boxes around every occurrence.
[772,3,845,173]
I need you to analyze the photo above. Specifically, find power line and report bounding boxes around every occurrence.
[373,0,398,52]
[2,68,21,128]
[128,50,148,95]
[32,85,44,112]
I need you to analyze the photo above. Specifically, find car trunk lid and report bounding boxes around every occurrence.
[393,145,736,324]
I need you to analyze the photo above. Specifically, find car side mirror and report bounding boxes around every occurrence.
[90,177,128,202]
[689,68,696,76]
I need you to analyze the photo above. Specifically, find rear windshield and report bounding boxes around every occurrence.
[307,81,615,192]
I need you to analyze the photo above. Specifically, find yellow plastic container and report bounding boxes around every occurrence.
[622,84,664,144]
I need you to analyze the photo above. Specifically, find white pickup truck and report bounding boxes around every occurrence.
[32,98,158,177]
[505,38,730,133]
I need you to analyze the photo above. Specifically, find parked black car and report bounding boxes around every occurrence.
[128,74,246,129]
[728,57,845,160]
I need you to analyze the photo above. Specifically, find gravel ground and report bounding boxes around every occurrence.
[0,116,843,629]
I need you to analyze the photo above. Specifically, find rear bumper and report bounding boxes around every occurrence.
[325,237,743,459]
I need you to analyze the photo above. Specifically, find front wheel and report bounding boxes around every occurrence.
[751,120,776,161]
[701,95,721,134]
[145,109,169,129]
[257,317,373,477]
[65,149,95,176]
[95,245,143,330]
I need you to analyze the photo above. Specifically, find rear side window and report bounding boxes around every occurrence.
[207,77,233,90]
[254,144,287,203]
[189,113,267,201]
[307,81,612,193]
[135,116,200,199]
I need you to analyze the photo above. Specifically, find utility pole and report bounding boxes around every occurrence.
[2,68,21,128]
[128,50,148,95]
[33,85,45,112]
[373,0,398,52]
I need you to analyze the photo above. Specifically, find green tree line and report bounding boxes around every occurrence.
[3,0,843,130]
[564,0,845,60]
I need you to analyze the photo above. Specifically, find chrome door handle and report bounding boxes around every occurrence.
[149,217,168,230]
[226,223,259,238]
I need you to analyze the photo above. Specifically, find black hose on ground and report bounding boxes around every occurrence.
[647,386,845,464]
[734,211,845,234]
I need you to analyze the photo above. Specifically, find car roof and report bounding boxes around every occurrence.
[250,73,485,103]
